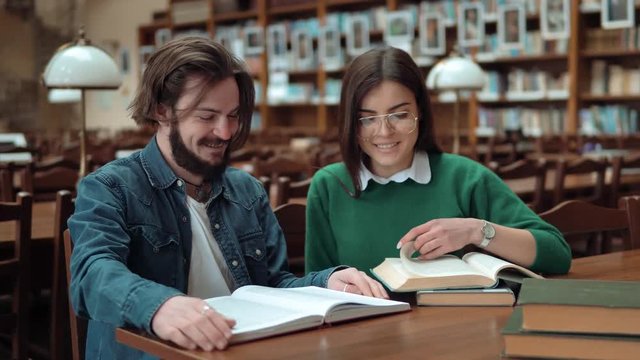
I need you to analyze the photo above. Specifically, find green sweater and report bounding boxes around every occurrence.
[305,153,571,275]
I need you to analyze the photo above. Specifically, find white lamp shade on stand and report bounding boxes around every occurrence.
[42,28,122,178]
[426,51,485,154]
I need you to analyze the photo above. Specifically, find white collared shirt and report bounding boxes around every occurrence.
[359,151,432,190]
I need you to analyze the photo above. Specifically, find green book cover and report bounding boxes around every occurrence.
[502,307,640,341]
[517,278,640,308]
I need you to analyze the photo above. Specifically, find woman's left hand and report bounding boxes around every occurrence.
[396,218,483,260]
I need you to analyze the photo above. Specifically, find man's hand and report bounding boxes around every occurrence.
[327,267,389,298]
[151,296,236,351]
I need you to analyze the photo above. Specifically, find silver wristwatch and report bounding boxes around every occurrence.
[479,221,496,248]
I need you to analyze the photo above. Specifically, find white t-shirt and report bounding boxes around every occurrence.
[186,196,235,298]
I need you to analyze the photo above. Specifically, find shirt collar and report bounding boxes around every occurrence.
[359,151,431,190]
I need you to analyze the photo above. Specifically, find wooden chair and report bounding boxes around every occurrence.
[273,203,306,276]
[20,157,79,201]
[0,192,32,360]
[552,157,607,207]
[272,177,312,208]
[490,158,547,212]
[50,190,74,360]
[539,197,640,257]
[63,229,87,360]
[610,154,640,207]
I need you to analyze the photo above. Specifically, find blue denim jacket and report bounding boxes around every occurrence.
[68,137,339,359]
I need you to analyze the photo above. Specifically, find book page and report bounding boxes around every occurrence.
[462,252,543,282]
[399,242,485,278]
[205,296,322,342]
[230,285,406,317]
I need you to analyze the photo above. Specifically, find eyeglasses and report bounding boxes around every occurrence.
[357,111,418,138]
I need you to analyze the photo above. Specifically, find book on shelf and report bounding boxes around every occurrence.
[502,307,640,360]
[204,285,410,344]
[416,284,515,307]
[517,278,640,336]
[370,243,543,292]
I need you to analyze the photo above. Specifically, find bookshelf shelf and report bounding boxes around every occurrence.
[580,94,640,103]
[269,3,317,16]
[213,10,259,23]
[479,97,568,107]
[581,49,640,59]
[171,20,208,30]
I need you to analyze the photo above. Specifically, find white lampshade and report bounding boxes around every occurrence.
[48,89,82,103]
[42,29,122,90]
[426,53,485,91]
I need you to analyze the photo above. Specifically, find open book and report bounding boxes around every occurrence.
[371,243,543,292]
[205,285,410,344]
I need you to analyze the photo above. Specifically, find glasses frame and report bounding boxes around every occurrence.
[357,111,418,139]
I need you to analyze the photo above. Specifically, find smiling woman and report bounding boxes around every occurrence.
[304,46,572,283]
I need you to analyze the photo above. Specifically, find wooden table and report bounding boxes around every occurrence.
[0,201,56,243]
[116,249,640,359]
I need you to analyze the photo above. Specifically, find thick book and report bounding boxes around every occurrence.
[371,243,542,292]
[517,278,640,335]
[502,307,640,360]
[416,285,515,307]
[204,285,410,344]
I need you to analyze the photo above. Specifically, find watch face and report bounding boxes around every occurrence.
[483,222,496,238]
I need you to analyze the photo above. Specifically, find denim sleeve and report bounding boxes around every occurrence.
[68,173,182,334]
[253,181,344,288]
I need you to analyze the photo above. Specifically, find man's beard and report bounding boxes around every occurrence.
[169,124,230,178]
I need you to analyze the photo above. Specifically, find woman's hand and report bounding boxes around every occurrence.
[396,218,483,260]
[327,267,389,298]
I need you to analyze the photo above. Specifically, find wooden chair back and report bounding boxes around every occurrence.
[490,158,547,212]
[539,198,640,257]
[0,192,32,360]
[50,190,75,360]
[0,162,16,202]
[273,203,306,276]
[610,154,640,207]
[619,195,640,250]
[252,155,313,184]
[63,229,87,360]
[272,177,312,208]
[552,157,607,207]
[20,157,79,201]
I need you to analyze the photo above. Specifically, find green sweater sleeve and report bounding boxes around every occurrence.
[467,162,572,274]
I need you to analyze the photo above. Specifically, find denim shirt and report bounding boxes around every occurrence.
[68,137,340,360]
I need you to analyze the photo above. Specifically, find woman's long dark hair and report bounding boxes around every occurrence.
[338,46,441,198]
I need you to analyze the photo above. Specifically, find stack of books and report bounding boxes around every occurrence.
[502,278,640,359]
[371,246,544,307]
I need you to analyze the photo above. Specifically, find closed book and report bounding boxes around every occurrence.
[502,307,640,360]
[205,285,410,344]
[517,278,640,335]
[416,285,515,307]
[371,243,542,292]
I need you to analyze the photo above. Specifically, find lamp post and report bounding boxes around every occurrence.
[42,28,122,178]
[426,49,485,154]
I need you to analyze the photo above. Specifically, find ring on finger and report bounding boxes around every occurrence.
[201,304,211,315]
[342,284,349,292]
